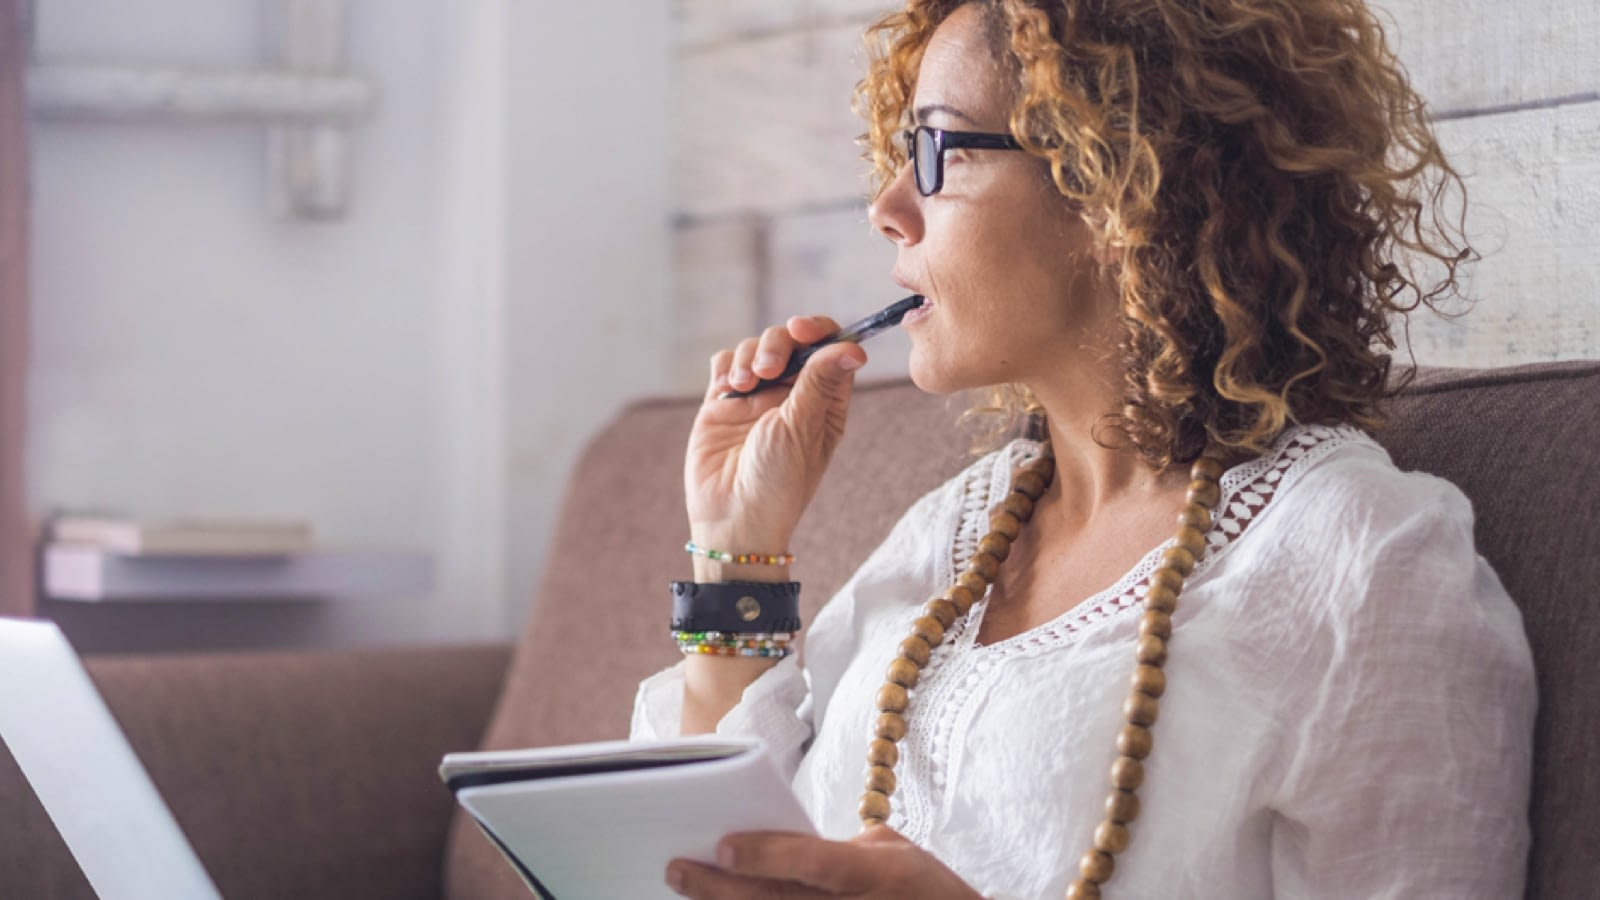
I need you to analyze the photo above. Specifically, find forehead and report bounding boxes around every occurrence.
[913,4,1012,127]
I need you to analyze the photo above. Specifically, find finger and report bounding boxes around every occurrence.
[728,337,763,391]
[667,860,835,900]
[784,341,864,432]
[786,315,843,345]
[753,325,801,380]
[715,832,875,892]
[704,349,734,401]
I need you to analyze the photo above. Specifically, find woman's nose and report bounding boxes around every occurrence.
[868,163,924,246]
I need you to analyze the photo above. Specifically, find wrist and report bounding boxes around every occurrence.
[687,524,795,583]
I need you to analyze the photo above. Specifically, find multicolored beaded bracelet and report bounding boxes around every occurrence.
[673,630,795,659]
[684,541,796,567]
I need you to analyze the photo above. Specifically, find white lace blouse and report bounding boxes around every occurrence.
[632,425,1536,899]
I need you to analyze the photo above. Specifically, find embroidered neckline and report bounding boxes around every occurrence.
[953,424,1362,658]
[888,423,1368,842]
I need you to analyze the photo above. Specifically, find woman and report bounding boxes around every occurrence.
[635,1,1535,897]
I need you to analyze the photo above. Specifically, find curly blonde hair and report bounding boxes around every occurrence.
[855,0,1472,467]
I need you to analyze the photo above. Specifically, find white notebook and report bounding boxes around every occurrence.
[441,737,815,900]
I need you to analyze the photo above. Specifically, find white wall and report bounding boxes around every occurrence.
[501,1,671,636]
[26,0,670,651]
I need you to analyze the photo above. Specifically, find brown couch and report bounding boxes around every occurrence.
[3,362,1597,899]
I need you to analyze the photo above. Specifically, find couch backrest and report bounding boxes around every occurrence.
[445,361,1600,900]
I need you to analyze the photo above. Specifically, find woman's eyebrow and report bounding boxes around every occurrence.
[914,103,980,126]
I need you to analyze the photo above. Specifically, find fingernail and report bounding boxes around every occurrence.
[666,864,686,894]
[732,366,749,384]
[754,351,781,373]
[837,355,863,372]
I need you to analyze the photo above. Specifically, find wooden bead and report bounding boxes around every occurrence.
[988,510,1021,540]
[1160,545,1196,577]
[1124,692,1160,726]
[1013,468,1047,500]
[886,657,921,689]
[874,711,908,742]
[956,570,989,595]
[1139,610,1172,641]
[1079,849,1115,884]
[864,764,897,796]
[1105,789,1140,823]
[909,615,946,647]
[1110,756,1144,790]
[978,533,1012,563]
[1186,478,1221,509]
[1065,880,1102,900]
[1190,456,1224,481]
[876,683,910,714]
[858,789,891,822]
[1176,501,1211,531]
[897,635,932,667]
[944,585,978,615]
[1093,820,1130,854]
[1117,723,1153,759]
[1144,582,1179,615]
[1175,525,1207,558]
[1001,491,1036,520]
[867,738,900,768]
[968,551,1001,582]
[859,816,886,831]
[1149,567,1184,593]
[1136,634,1168,667]
[1131,664,1166,698]
[924,597,958,629]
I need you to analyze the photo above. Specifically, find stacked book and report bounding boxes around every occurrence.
[49,516,314,557]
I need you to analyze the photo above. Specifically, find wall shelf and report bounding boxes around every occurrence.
[42,545,434,602]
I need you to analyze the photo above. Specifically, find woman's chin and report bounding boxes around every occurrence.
[907,355,967,396]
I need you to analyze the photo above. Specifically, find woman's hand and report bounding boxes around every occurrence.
[666,825,985,899]
[685,316,868,560]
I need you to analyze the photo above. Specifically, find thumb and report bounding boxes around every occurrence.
[786,343,864,430]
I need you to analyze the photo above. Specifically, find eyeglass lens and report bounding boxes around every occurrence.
[913,127,940,195]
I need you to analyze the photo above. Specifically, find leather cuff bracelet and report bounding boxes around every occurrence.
[670,581,802,634]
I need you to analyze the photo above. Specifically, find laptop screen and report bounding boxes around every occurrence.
[0,617,222,900]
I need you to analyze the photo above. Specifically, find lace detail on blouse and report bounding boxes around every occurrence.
[888,423,1364,843]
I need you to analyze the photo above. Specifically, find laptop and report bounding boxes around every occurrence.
[0,616,223,899]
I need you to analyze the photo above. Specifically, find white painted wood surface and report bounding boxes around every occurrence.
[668,0,1600,391]
[25,63,373,121]
[269,0,353,219]
[27,0,374,220]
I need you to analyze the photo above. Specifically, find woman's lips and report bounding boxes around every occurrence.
[902,297,934,325]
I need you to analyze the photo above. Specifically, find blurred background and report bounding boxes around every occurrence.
[3,0,1596,654]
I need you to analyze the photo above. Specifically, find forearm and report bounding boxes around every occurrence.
[679,556,791,735]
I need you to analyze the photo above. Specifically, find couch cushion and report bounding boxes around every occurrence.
[445,362,1600,900]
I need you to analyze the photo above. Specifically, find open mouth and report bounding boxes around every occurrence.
[902,297,934,325]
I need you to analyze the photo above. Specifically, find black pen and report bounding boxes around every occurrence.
[720,295,926,399]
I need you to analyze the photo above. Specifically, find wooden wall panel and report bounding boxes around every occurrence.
[675,24,876,218]
[669,218,764,390]
[1408,102,1600,365]
[1379,0,1600,114]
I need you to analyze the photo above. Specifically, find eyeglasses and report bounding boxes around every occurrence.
[902,125,1025,196]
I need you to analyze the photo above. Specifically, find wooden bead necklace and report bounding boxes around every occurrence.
[856,442,1226,899]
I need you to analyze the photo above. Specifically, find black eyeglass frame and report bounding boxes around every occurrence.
[903,125,1025,196]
